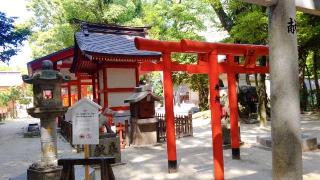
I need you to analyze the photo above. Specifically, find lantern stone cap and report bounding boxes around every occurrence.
[22,60,71,84]
[71,98,102,111]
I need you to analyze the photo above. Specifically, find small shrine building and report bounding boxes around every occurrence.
[27,22,161,112]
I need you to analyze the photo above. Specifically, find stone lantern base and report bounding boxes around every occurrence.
[27,165,62,180]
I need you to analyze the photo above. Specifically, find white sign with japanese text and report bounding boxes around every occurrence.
[72,98,101,145]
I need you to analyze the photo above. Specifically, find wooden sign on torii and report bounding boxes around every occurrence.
[240,0,320,179]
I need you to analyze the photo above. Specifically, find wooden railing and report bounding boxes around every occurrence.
[156,113,193,143]
[60,120,73,144]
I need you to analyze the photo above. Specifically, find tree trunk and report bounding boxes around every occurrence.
[306,66,314,109]
[210,1,234,33]
[254,74,258,86]
[246,74,251,85]
[199,85,209,111]
[257,74,267,127]
[255,58,267,127]
[12,100,17,119]
[313,52,320,108]
[299,52,308,111]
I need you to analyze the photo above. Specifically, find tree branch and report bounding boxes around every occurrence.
[210,1,234,33]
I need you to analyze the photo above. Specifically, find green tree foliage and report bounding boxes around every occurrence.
[0,86,31,118]
[0,11,30,63]
[27,0,220,111]
[27,0,144,58]
[143,0,209,41]
[207,0,270,125]
[210,0,320,113]
[143,0,212,110]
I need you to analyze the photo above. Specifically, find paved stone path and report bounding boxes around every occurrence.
[1,112,320,180]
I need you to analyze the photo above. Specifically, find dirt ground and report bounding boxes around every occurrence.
[1,112,320,180]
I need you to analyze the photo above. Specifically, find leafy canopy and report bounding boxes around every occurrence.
[27,0,144,58]
[0,11,30,63]
[0,86,31,107]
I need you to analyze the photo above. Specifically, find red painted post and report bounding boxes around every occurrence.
[117,123,125,149]
[103,68,108,108]
[92,74,97,101]
[162,53,177,173]
[227,66,241,159]
[135,66,139,86]
[67,83,71,107]
[77,74,82,100]
[82,85,88,97]
[208,51,224,180]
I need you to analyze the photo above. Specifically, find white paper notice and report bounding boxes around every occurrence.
[72,100,99,145]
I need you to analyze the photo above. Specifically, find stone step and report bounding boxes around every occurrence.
[257,134,318,152]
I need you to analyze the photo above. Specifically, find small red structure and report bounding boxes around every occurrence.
[134,37,269,179]
[27,47,94,107]
[28,22,161,113]
[70,22,161,112]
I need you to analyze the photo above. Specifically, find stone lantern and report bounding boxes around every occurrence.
[22,60,70,180]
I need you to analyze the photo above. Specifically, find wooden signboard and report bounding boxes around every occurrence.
[241,0,320,15]
[72,98,101,145]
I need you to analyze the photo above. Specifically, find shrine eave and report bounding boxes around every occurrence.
[71,51,161,73]
[27,47,74,75]
[75,32,161,57]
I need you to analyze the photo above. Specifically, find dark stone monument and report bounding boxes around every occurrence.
[89,109,121,163]
[124,86,161,146]
[22,60,70,180]
[89,133,121,163]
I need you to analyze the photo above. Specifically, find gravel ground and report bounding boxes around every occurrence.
[1,112,320,180]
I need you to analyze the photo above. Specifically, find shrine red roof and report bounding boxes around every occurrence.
[27,47,74,75]
[71,22,161,73]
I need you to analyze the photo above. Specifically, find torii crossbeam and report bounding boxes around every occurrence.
[135,37,269,179]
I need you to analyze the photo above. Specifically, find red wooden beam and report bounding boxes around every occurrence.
[220,64,269,74]
[67,81,93,86]
[135,37,183,53]
[181,39,269,56]
[140,61,268,74]
[110,106,130,111]
[140,62,164,71]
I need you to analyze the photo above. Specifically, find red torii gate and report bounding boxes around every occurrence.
[135,37,269,179]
